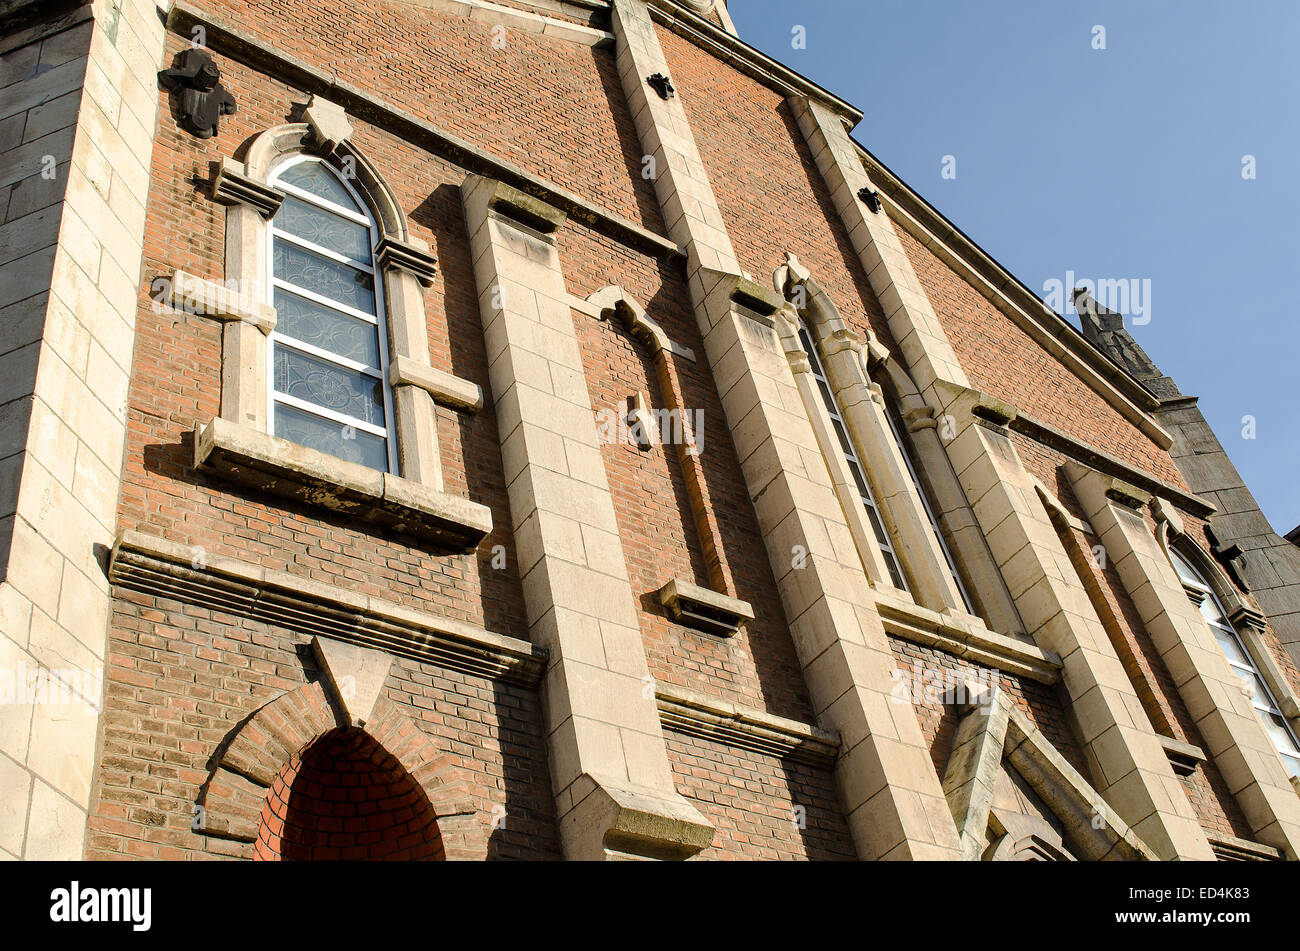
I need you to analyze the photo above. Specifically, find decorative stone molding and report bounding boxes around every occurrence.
[1068,461,1300,858]
[197,681,486,858]
[1206,831,1284,862]
[193,417,492,551]
[376,235,439,287]
[108,530,546,684]
[585,286,695,361]
[1158,734,1207,778]
[302,94,353,154]
[163,269,276,333]
[942,682,1158,861]
[655,684,840,767]
[657,578,753,637]
[874,589,1061,684]
[388,356,483,413]
[209,157,285,217]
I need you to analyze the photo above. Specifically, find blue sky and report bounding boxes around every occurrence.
[730,0,1300,533]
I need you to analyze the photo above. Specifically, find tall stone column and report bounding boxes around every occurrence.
[610,0,961,859]
[1068,464,1300,859]
[790,92,1213,860]
[460,174,713,860]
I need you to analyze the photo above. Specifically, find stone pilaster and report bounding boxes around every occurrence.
[0,0,168,859]
[1068,464,1300,858]
[460,174,712,860]
[611,0,962,859]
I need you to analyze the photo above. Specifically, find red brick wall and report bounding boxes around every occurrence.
[563,227,814,723]
[902,227,1186,489]
[657,26,898,352]
[255,727,445,860]
[184,0,661,231]
[664,731,855,860]
[85,591,561,860]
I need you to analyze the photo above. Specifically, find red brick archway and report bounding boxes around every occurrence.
[197,682,484,859]
[254,727,446,861]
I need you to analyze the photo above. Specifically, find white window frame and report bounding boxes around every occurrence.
[264,155,399,474]
[1171,546,1300,778]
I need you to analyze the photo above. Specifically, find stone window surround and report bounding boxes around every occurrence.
[183,103,492,549]
[770,254,1001,628]
[1153,507,1300,752]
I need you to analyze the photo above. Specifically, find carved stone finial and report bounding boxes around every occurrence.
[303,95,353,155]
[158,48,236,139]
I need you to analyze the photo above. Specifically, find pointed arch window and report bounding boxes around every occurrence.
[1170,547,1300,777]
[266,157,396,472]
[881,403,975,614]
[797,320,908,591]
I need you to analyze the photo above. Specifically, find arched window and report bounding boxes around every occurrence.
[797,320,907,591]
[881,403,975,614]
[265,157,396,472]
[1170,547,1300,777]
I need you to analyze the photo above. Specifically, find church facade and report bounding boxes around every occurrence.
[2,0,1298,861]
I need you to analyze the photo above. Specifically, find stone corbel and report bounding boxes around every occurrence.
[388,356,483,414]
[935,380,1018,429]
[376,235,439,288]
[210,157,284,217]
[164,270,276,334]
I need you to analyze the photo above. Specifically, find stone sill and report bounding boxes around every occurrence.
[874,590,1063,684]
[1206,831,1284,862]
[658,577,754,637]
[194,417,491,552]
[1157,734,1206,777]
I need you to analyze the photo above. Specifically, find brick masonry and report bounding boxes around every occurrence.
[1,0,1295,860]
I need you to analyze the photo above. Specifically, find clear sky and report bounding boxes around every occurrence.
[729,0,1300,533]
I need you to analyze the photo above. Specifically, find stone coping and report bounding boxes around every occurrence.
[874,590,1063,684]
[108,530,547,685]
[193,417,491,552]
[655,683,840,766]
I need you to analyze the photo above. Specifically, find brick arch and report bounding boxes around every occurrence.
[198,681,483,859]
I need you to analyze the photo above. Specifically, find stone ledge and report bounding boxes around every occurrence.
[388,356,483,413]
[108,530,547,685]
[375,235,438,287]
[657,577,753,637]
[875,590,1063,684]
[164,270,276,333]
[655,683,840,766]
[209,157,285,218]
[1157,734,1207,777]
[193,417,491,552]
[1206,831,1284,862]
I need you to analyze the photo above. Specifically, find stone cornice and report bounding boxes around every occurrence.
[165,1,683,262]
[654,684,840,766]
[1009,412,1215,519]
[108,531,549,685]
[874,591,1063,684]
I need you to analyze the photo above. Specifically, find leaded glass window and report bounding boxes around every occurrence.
[1171,548,1300,778]
[266,157,395,473]
[797,321,908,592]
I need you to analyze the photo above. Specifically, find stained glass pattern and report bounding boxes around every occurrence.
[277,160,362,212]
[268,158,392,473]
[275,289,380,368]
[273,241,375,314]
[274,402,388,471]
[274,195,371,262]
